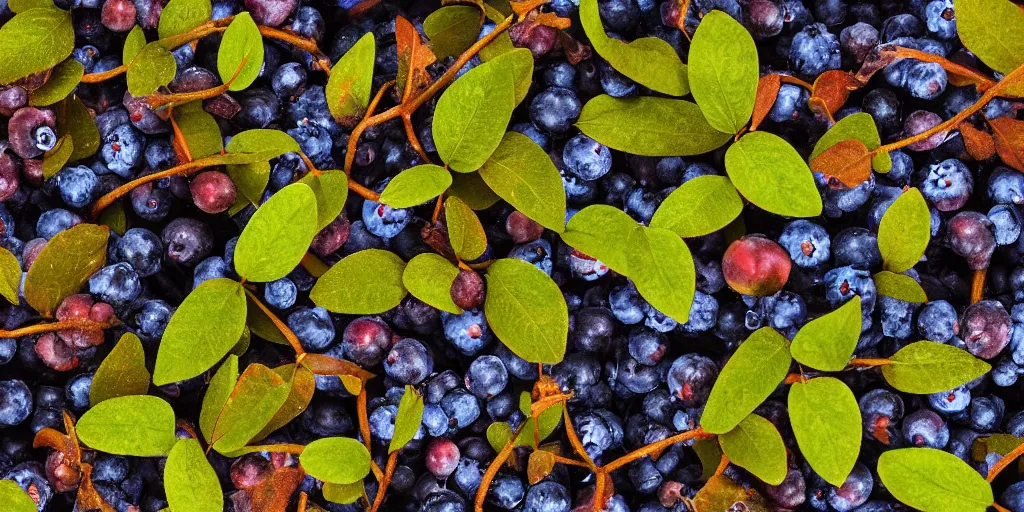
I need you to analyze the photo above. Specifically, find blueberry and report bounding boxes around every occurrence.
[904,61,947,100]
[36,209,81,239]
[422,404,449,437]
[362,197,411,240]
[824,265,876,330]
[609,282,645,325]
[968,395,1004,432]
[598,60,637,97]
[440,388,480,433]
[385,338,433,385]
[902,408,949,448]
[3,463,52,511]
[680,290,718,334]
[301,399,354,437]
[100,124,143,178]
[487,473,525,509]
[523,481,571,512]
[133,299,173,341]
[88,263,141,308]
[543,61,576,89]
[192,257,229,289]
[988,167,1024,205]
[529,87,581,134]
[162,218,214,267]
[287,307,336,352]
[263,277,297,309]
[917,300,958,342]
[918,158,973,211]
[510,122,551,152]
[0,380,32,426]
[627,327,665,366]
[563,135,613,181]
[441,309,493,356]
[65,373,92,411]
[667,354,717,407]
[826,462,872,511]
[114,228,162,277]
[464,355,508,399]
[769,83,809,123]
[54,165,98,208]
[928,385,971,414]
[988,204,1021,245]
[368,403,397,444]
[508,239,554,276]
[789,23,841,76]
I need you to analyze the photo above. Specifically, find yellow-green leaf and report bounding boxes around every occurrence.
[0,7,74,85]
[561,204,637,275]
[626,225,695,324]
[788,377,861,486]
[298,170,348,231]
[0,480,36,512]
[433,57,516,172]
[651,176,743,237]
[164,438,222,512]
[301,437,371,484]
[379,164,452,208]
[881,341,991,394]
[790,296,862,371]
[702,327,791,434]
[955,0,1024,95]
[326,32,375,127]
[390,385,424,453]
[311,249,408,314]
[878,188,930,273]
[210,363,291,453]
[689,11,758,133]
[235,182,318,282]
[200,355,238,444]
[173,101,222,159]
[403,253,462,314]
[424,5,483,59]
[24,223,108,317]
[576,95,731,157]
[58,96,100,161]
[217,12,263,91]
[77,395,177,456]
[810,112,891,172]
[323,482,364,504]
[42,134,73,179]
[0,247,21,305]
[484,258,568,363]
[123,25,146,64]
[127,42,176,96]
[874,271,928,303]
[448,172,500,210]
[90,333,150,406]
[29,58,83,106]
[877,448,992,512]
[719,413,787,485]
[478,131,566,232]
[446,196,487,261]
[158,0,211,39]
[725,132,822,217]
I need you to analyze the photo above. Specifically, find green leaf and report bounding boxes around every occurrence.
[127,42,176,96]
[579,0,688,96]
[253,364,316,441]
[955,0,1024,90]
[626,226,695,324]
[877,448,993,512]
[153,278,247,385]
[478,131,566,232]
[448,172,500,210]
[235,183,318,282]
[173,101,222,159]
[379,164,452,208]
[97,201,127,236]
[874,271,928,303]
[326,32,375,127]
[311,249,408,314]
[323,482,364,504]
[123,25,147,64]
[29,58,83,106]
[24,223,107,317]
[77,395,176,456]
[0,7,74,85]
[484,258,568,363]
[217,12,263,91]
[881,341,992,394]
[403,253,463,314]
[650,176,744,237]
[210,363,291,453]
[702,327,791,434]
[877,187,930,273]
[247,298,288,344]
[487,421,515,451]
[42,134,73,179]
[90,333,150,406]
[424,5,482,59]
[298,170,348,231]
[0,479,37,512]
[788,377,861,486]
[301,437,371,484]
[390,385,425,453]
[446,196,487,261]
[810,112,891,172]
[561,204,637,275]
[516,392,563,446]
[200,355,238,444]
[790,296,862,371]
[576,95,731,157]
[158,0,210,39]
[688,11,758,133]
[59,96,100,161]
[164,438,222,512]
[725,132,822,217]
[224,129,300,205]
[433,57,515,172]
[0,247,21,305]
[719,414,787,485]
[693,439,724,480]
[488,48,533,106]
[479,3,514,61]
[8,0,52,13]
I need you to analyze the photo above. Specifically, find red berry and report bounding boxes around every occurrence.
[22,238,46,270]
[101,0,137,32]
[311,214,350,257]
[425,438,460,479]
[190,171,237,214]
[450,270,486,310]
[722,235,792,296]
[505,211,544,244]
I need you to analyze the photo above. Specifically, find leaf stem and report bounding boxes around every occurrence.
[994,502,1012,512]
[257,26,332,74]
[712,453,730,477]
[234,443,307,455]
[891,46,996,90]
[0,319,116,338]
[987,439,1024,482]
[562,405,598,471]
[243,287,305,356]
[847,358,894,367]
[81,65,127,83]
[90,155,224,218]
[356,389,385,481]
[475,422,527,512]
[300,252,329,278]
[603,428,712,472]
[343,82,400,176]
[369,451,398,512]
[551,454,589,468]
[972,267,987,304]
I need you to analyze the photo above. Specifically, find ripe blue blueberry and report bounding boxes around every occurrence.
[287,306,336,352]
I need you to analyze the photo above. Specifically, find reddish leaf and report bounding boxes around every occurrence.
[960,123,996,161]
[249,467,305,512]
[988,116,1024,171]
[76,463,116,512]
[809,70,860,120]
[527,450,556,484]
[510,0,546,15]
[854,45,898,84]
[809,138,872,188]
[533,11,571,29]
[396,16,437,103]
[692,475,769,512]
[750,74,781,131]
[300,353,375,382]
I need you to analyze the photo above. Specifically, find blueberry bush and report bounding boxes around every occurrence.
[0,0,1023,510]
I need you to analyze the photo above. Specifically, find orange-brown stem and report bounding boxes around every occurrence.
[892,46,996,90]
[603,428,712,472]
[298,491,309,512]
[257,26,332,74]
[349,180,380,201]
[988,439,1024,482]
[475,423,527,512]
[343,83,400,175]
[169,107,194,163]
[356,389,385,481]
[562,406,598,471]
[90,155,223,217]
[403,113,431,161]
[243,287,305,356]
[551,454,589,468]
[369,451,399,512]
[235,443,307,455]
[593,471,609,511]
[0,319,117,338]
[972,267,987,304]
[81,65,127,83]
[848,358,894,368]
[149,57,247,109]
[713,454,730,477]
[994,502,1013,512]
[431,193,444,224]
[298,152,321,177]
[780,74,814,91]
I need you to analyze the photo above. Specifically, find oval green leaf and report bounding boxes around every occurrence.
[487,48,533,107]
[127,42,176,96]
[173,101,222,159]
[379,164,452,208]
[327,32,375,127]
[298,170,349,231]
[235,182,318,282]
[0,7,74,85]
[90,333,150,406]
[424,5,483,59]
[311,249,408,314]
[225,129,300,205]
[874,271,928,303]
[42,134,73,180]
[579,0,688,96]
[719,413,787,485]
[881,341,991,394]
[390,385,425,453]
[878,187,930,273]
[561,204,637,275]
[810,112,891,172]
[24,223,107,317]
[788,377,861,486]
[217,12,264,91]
[725,131,822,217]
[77,395,176,456]
[878,448,993,512]
[433,57,515,172]
[576,95,731,157]
[0,246,20,305]
[516,392,563,447]
[446,196,487,261]
[484,258,568,363]
[29,58,83,106]
[955,0,1024,87]
[448,172,500,210]
[59,96,100,161]
[790,296,862,371]
[158,0,211,39]
[323,482,364,504]
[210,363,292,453]
[702,327,791,434]
[301,437,371,484]
[487,421,515,451]
[123,25,146,64]
[165,438,222,512]
[627,226,696,324]
[8,0,52,12]
[200,355,238,444]
[0,480,36,512]
[153,278,247,385]
[689,11,759,133]
[403,253,462,314]
[252,364,316,442]
[650,176,744,237]
[478,131,566,232]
